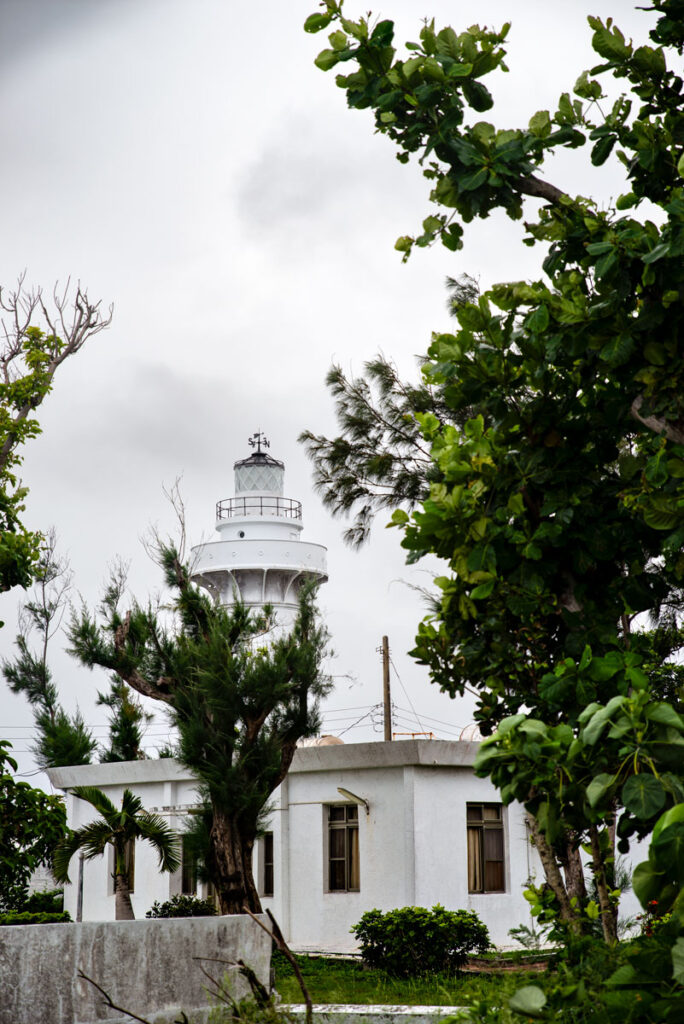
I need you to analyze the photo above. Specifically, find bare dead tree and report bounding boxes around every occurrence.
[0,274,113,471]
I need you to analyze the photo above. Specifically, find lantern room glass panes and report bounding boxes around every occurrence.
[235,463,284,495]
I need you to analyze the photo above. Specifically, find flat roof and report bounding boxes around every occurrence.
[47,739,481,791]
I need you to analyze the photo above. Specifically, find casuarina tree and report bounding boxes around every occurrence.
[3,536,150,768]
[69,541,330,914]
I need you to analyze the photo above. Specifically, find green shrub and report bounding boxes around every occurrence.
[351,904,490,976]
[20,889,64,914]
[146,893,217,918]
[0,911,70,925]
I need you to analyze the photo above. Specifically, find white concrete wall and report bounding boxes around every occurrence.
[411,767,539,944]
[264,759,415,950]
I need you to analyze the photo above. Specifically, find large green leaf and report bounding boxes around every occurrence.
[622,775,667,819]
[303,13,333,33]
[632,859,664,908]
[314,48,341,71]
[591,22,632,61]
[672,937,684,985]
[460,167,488,192]
[508,985,547,1018]
[651,821,684,876]
[647,703,684,731]
[587,772,615,808]
[642,497,680,530]
[653,803,684,843]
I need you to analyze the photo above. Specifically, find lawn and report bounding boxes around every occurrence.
[272,953,550,1006]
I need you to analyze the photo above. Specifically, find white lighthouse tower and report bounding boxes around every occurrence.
[190,432,328,629]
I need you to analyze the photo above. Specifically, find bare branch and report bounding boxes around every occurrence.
[630,394,684,445]
[243,907,313,1024]
[113,612,175,706]
[143,478,188,567]
[517,174,567,204]
[0,277,112,472]
[77,971,154,1024]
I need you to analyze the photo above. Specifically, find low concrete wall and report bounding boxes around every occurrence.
[0,915,271,1024]
[285,1007,464,1024]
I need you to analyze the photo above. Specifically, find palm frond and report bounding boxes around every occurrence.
[120,788,145,820]
[136,812,181,873]
[51,831,83,884]
[75,821,117,859]
[71,785,118,820]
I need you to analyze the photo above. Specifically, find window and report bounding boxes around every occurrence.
[181,836,197,895]
[466,803,504,893]
[328,804,359,892]
[263,832,274,897]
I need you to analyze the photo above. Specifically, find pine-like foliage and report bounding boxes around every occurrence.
[97,677,152,763]
[69,541,330,913]
[300,355,444,547]
[33,706,96,770]
[300,281,479,548]
[2,537,97,769]
[4,537,155,768]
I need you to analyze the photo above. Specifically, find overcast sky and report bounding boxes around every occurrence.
[0,0,652,787]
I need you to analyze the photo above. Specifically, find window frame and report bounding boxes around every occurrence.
[181,835,197,895]
[466,802,505,894]
[262,831,274,898]
[327,803,360,893]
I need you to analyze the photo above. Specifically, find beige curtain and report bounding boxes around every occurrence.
[467,827,481,892]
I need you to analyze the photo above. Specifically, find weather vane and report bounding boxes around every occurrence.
[248,431,270,454]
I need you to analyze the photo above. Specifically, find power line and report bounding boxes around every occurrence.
[391,706,467,736]
[388,655,427,734]
[334,706,378,738]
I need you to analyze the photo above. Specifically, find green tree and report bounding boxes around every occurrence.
[300,275,481,548]
[68,542,330,914]
[0,740,67,911]
[3,533,97,769]
[52,785,180,921]
[4,539,151,768]
[97,677,152,763]
[304,0,684,954]
[0,278,111,600]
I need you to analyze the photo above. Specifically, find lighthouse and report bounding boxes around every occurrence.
[190,432,328,629]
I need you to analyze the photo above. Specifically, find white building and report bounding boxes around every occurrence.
[47,739,541,950]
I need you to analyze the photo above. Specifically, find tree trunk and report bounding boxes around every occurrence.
[114,874,135,920]
[210,805,262,915]
[561,834,587,907]
[588,823,618,944]
[526,814,582,935]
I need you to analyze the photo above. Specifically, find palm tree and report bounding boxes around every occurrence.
[53,786,181,920]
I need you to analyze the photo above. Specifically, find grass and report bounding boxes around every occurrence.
[272,953,550,1006]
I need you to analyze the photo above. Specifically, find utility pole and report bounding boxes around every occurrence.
[382,635,392,741]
